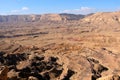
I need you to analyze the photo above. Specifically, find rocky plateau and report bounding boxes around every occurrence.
[0,12,120,80]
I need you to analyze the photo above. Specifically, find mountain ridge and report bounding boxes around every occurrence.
[0,13,85,23]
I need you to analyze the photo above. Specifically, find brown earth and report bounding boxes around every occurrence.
[0,12,120,80]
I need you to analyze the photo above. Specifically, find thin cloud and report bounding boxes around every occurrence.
[11,7,29,14]
[22,7,29,10]
[62,7,95,14]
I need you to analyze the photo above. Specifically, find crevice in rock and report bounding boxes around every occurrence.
[87,58,108,80]
[0,51,64,80]
[62,69,75,80]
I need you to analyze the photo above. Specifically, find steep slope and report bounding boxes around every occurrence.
[81,12,120,32]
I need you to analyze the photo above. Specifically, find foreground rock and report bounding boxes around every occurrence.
[0,66,9,80]
[0,42,120,80]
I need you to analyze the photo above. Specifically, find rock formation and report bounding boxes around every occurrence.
[1,11,120,80]
[0,66,9,80]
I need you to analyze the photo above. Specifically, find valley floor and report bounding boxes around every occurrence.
[0,26,120,80]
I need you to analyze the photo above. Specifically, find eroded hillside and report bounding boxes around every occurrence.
[81,11,120,32]
[0,12,120,80]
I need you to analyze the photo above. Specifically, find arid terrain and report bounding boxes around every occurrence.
[1,12,120,80]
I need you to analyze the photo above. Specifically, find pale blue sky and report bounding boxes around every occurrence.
[0,0,120,15]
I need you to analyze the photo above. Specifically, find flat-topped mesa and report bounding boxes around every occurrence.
[40,14,63,21]
[0,13,85,23]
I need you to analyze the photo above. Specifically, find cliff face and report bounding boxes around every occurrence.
[0,13,84,23]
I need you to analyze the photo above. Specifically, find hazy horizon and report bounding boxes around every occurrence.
[0,0,120,15]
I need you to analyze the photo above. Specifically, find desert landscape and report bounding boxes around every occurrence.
[1,12,120,80]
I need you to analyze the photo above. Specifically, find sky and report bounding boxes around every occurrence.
[0,0,120,15]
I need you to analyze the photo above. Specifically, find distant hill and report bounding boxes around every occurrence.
[60,13,85,20]
[0,15,41,22]
[81,12,120,27]
[1,12,120,32]
[0,13,85,23]
[81,12,120,32]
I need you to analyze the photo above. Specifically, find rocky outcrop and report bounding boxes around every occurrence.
[0,42,120,80]
[97,74,120,80]
[87,58,108,80]
[0,49,74,80]
[0,66,9,80]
